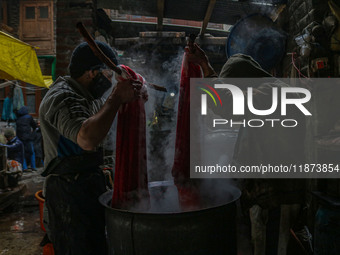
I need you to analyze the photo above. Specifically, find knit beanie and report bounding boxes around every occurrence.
[68,41,118,78]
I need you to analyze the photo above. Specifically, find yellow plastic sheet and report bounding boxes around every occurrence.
[43,75,53,87]
[0,31,47,88]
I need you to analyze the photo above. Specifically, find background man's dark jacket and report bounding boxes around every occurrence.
[16,106,37,141]
[6,136,25,165]
[215,54,306,209]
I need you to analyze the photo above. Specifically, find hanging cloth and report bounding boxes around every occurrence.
[111,65,150,210]
[13,85,24,111]
[1,96,16,120]
[172,49,203,210]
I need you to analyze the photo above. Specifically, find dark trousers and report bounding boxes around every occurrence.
[22,140,33,167]
[45,170,107,255]
[314,206,340,255]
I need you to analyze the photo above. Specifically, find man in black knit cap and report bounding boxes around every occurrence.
[39,41,144,255]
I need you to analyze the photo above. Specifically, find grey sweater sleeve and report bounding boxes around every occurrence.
[39,84,91,144]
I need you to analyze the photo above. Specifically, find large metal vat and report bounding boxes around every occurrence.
[99,184,241,255]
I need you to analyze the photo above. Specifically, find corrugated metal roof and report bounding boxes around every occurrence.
[97,0,276,25]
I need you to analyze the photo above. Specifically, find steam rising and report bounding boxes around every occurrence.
[111,43,239,213]
[119,46,184,181]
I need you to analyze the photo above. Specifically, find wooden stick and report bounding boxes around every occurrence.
[76,22,167,92]
[76,22,122,75]
[147,82,167,92]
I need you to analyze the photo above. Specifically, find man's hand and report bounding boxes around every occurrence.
[185,43,209,65]
[77,73,148,151]
[112,79,141,104]
[78,79,142,151]
[133,81,148,102]
[185,43,218,78]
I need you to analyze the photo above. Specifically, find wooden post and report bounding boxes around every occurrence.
[2,1,8,24]
[200,0,216,37]
[0,146,7,171]
[157,0,165,31]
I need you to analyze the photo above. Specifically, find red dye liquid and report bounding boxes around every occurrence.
[111,65,150,210]
[172,51,202,210]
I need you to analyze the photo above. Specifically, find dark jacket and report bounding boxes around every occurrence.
[217,54,306,209]
[16,106,37,141]
[6,136,25,165]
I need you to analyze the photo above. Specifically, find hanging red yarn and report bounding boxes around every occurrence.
[111,65,150,210]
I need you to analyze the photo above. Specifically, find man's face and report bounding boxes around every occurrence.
[89,69,114,99]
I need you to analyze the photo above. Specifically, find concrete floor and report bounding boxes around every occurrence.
[0,169,254,255]
[0,169,45,255]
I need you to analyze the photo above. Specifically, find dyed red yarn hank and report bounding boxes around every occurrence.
[172,51,202,210]
[111,65,150,210]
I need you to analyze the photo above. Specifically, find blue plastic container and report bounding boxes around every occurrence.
[226,14,286,71]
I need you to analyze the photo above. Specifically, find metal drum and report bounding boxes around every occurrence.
[99,184,241,255]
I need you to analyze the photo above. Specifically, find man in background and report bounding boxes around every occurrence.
[15,105,37,171]
[186,44,306,255]
[0,128,24,188]
[3,128,24,166]
[33,120,43,168]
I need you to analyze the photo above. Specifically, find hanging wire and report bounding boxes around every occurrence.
[291,52,309,79]
[4,80,48,91]
[289,52,312,90]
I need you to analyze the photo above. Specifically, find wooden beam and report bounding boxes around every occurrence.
[2,1,8,24]
[157,0,165,31]
[200,0,216,37]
